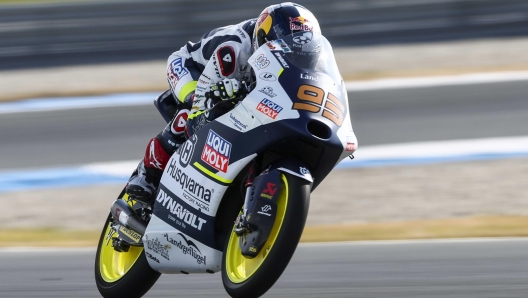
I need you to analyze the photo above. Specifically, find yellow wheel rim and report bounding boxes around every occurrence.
[99,195,143,283]
[225,174,289,283]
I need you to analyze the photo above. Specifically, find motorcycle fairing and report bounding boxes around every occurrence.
[154,184,216,247]
[271,158,313,182]
[144,42,355,274]
[145,131,258,272]
[214,44,302,133]
[211,44,352,187]
[143,214,222,274]
[273,48,356,163]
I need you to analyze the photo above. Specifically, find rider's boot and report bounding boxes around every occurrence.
[126,137,170,204]
[126,108,190,204]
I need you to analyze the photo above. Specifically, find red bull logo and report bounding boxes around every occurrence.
[289,16,313,31]
[290,16,309,24]
[257,98,283,119]
[201,130,232,173]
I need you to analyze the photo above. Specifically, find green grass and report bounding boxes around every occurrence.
[0,228,100,247]
[1,216,528,247]
[301,215,528,242]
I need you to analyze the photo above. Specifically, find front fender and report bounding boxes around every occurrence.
[269,158,313,184]
[238,158,312,257]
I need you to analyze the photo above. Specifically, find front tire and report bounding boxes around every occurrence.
[95,195,160,298]
[222,173,311,298]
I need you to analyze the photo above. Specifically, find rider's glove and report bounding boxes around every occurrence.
[208,78,241,102]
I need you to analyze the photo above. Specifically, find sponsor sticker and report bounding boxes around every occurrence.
[196,85,207,93]
[259,72,276,81]
[201,130,232,173]
[145,236,170,261]
[300,167,310,175]
[236,28,246,39]
[274,52,289,68]
[164,233,207,265]
[346,136,356,152]
[300,73,319,82]
[167,58,189,89]
[265,41,277,51]
[256,98,283,119]
[164,155,214,215]
[156,188,208,229]
[119,226,142,243]
[289,16,314,31]
[177,135,197,168]
[253,54,270,70]
[229,113,249,131]
[258,86,277,98]
[257,204,272,216]
[116,208,129,225]
[275,39,292,53]
[260,182,278,199]
[293,32,312,45]
[212,56,222,79]
[146,251,160,263]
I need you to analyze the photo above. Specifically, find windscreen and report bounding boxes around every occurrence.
[279,32,342,84]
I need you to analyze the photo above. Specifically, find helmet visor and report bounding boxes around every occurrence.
[279,31,322,70]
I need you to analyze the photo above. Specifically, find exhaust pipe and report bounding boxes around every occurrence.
[110,199,147,235]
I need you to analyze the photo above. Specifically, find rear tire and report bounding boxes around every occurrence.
[222,173,311,298]
[95,196,160,298]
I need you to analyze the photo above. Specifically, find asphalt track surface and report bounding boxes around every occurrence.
[0,239,526,298]
[1,80,528,170]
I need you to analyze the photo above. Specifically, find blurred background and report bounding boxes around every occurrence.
[1,1,528,297]
[2,0,528,69]
[0,0,528,242]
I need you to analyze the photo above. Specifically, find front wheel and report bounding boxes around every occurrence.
[222,173,311,298]
[95,194,160,298]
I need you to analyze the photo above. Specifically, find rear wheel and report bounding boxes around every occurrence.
[95,194,160,298]
[222,173,311,298]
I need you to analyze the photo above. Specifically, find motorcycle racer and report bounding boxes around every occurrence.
[126,2,323,203]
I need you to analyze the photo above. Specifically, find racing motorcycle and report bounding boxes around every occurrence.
[94,34,356,298]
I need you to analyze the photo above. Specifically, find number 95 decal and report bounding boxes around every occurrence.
[292,84,346,126]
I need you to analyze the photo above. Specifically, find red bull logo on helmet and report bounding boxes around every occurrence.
[290,16,309,24]
[289,16,313,31]
[201,130,232,173]
[257,98,283,119]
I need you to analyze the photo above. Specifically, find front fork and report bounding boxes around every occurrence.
[234,166,283,258]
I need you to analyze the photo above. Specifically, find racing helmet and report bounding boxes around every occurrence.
[253,3,322,69]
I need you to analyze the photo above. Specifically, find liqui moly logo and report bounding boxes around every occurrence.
[256,98,283,119]
[201,130,232,173]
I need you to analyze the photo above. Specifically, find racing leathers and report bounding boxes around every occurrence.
[126,19,257,203]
